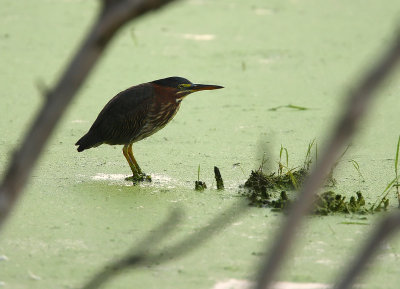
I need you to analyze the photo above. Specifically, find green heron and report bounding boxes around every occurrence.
[75,76,223,181]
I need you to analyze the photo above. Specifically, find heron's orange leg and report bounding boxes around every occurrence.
[123,144,139,177]
[127,143,143,175]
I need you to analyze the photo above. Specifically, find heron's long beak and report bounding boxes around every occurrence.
[189,83,224,92]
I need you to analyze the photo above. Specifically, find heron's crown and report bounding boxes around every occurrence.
[151,77,192,88]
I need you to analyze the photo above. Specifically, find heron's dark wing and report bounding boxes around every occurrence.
[88,83,154,145]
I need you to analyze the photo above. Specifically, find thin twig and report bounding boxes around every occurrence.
[256,30,400,289]
[0,0,177,229]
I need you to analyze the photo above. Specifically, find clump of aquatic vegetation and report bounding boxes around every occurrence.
[314,191,368,215]
[240,138,399,215]
[240,141,314,209]
[194,164,207,191]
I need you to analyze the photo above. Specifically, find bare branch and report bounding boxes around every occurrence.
[81,207,184,289]
[81,203,249,289]
[256,31,400,289]
[0,0,177,229]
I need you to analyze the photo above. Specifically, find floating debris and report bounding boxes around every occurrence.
[268,104,309,111]
[214,166,224,190]
[349,159,365,182]
[339,222,370,226]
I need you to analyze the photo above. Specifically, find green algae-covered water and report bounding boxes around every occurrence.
[1,0,400,288]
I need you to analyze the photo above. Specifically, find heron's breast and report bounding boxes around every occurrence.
[134,102,180,142]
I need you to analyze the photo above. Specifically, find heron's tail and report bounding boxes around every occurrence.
[75,132,100,152]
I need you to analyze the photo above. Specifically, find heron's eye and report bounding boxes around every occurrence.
[178,84,191,89]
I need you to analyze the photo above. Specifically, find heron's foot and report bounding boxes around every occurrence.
[125,173,152,183]
[142,173,152,182]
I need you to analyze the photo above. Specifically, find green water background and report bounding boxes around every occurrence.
[1,0,400,288]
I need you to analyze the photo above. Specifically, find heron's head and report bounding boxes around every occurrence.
[151,76,223,102]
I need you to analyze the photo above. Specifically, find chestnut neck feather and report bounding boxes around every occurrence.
[152,84,179,103]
